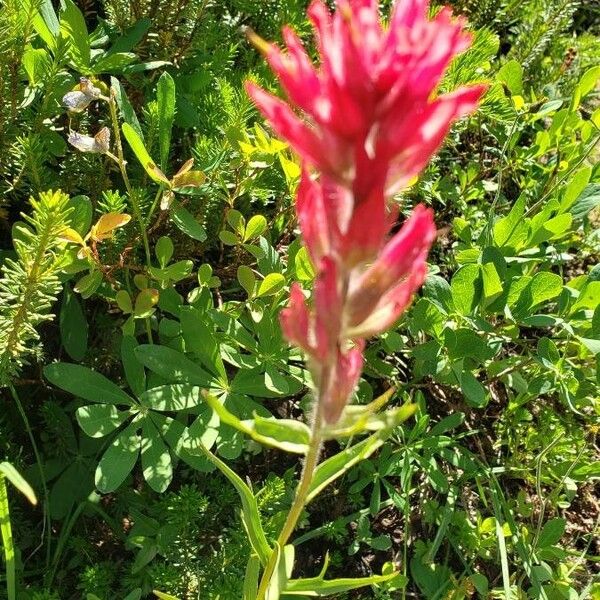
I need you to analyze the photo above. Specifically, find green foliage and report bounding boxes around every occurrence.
[0,1,598,599]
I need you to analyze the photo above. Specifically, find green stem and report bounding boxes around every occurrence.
[9,385,51,571]
[107,91,152,267]
[255,395,325,600]
[146,186,165,227]
[0,476,15,600]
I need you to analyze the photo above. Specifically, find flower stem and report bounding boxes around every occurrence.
[107,90,152,268]
[255,381,327,600]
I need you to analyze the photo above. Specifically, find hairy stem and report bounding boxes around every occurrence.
[255,373,328,600]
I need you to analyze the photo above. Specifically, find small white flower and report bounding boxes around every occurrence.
[68,127,111,154]
[62,78,102,113]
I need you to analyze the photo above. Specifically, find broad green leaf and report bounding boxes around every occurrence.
[95,423,140,492]
[0,463,37,505]
[76,404,129,438]
[497,60,523,95]
[257,273,285,297]
[480,263,503,305]
[67,194,93,235]
[134,344,213,386]
[74,270,103,299]
[107,17,151,54]
[450,264,482,315]
[139,384,201,411]
[445,329,497,362]
[294,246,315,282]
[92,52,136,74]
[33,0,59,48]
[570,184,600,221]
[570,281,600,313]
[458,369,488,408]
[60,0,90,71]
[141,419,173,492]
[559,167,591,213]
[171,202,207,241]
[122,123,169,185]
[244,215,267,241]
[187,443,271,564]
[60,284,88,361]
[528,213,572,246]
[238,265,256,297]
[22,48,51,86]
[153,592,180,600]
[134,288,159,318]
[156,72,176,171]
[44,362,134,405]
[529,272,563,306]
[578,65,600,97]
[537,518,566,548]
[423,275,453,312]
[493,195,527,248]
[232,368,288,398]
[156,236,174,268]
[123,60,171,73]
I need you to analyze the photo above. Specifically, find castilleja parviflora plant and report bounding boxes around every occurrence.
[224,0,487,596]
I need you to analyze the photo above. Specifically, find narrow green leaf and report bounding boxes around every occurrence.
[265,542,286,600]
[121,335,146,397]
[243,555,261,600]
[95,423,140,492]
[308,407,415,502]
[0,463,37,505]
[60,284,88,361]
[157,72,176,171]
[44,362,135,405]
[122,123,169,185]
[285,569,400,596]
[141,419,173,492]
[188,443,271,564]
[111,77,144,141]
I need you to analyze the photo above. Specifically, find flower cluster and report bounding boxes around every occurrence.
[247,0,485,423]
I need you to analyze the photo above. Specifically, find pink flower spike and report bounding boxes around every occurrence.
[280,283,312,353]
[323,344,364,423]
